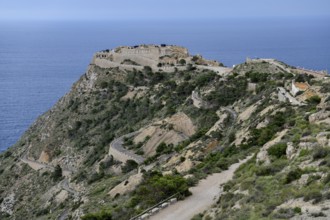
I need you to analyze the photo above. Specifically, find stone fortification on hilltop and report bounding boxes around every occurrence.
[91,44,223,72]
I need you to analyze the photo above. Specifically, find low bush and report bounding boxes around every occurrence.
[323,173,330,184]
[2,151,12,159]
[133,172,190,207]
[87,171,105,184]
[52,165,63,181]
[121,160,138,173]
[313,147,330,160]
[285,168,303,184]
[256,159,288,176]
[81,210,112,220]
[293,207,302,214]
[267,143,287,159]
[307,95,321,105]
[156,142,173,154]
[245,71,269,83]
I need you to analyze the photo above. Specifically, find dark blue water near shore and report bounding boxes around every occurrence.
[0,18,329,151]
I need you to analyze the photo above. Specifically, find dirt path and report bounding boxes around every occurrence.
[20,151,53,171]
[149,156,251,220]
[20,150,79,196]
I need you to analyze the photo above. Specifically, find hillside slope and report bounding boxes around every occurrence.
[0,45,329,220]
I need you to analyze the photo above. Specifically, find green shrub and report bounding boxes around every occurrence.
[134,172,190,207]
[313,147,330,160]
[299,149,310,157]
[256,166,276,176]
[87,172,105,184]
[2,151,12,159]
[306,175,321,186]
[228,132,236,143]
[267,143,287,159]
[245,71,269,83]
[307,95,321,104]
[156,142,173,154]
[36,208,49,216]
[122,160,138,173]
[323,173,330,184]
[52,165,63,181]
[256,159,288,176]
[293,207,302,214]
[143,66,152,74]
[99,81,108,89]
[194,72,217,87]
[179,59,186,65]
[285,168,302,184]
[81,210,112,220]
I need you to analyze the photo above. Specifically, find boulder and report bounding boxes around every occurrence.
[316,132,330,147]
[286,142,296,160]
[0,193,15,215]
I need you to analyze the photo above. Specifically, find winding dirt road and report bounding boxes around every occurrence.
[149,156,252,220]
[20,151,78,196]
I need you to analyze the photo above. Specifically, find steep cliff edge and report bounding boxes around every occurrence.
[0,45,329,220]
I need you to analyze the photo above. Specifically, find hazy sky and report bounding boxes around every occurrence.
[0,0,329,21]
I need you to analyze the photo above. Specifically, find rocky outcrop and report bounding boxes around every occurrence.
[316,132,330,147]
[309,110,330,124]
[133,112,196,156]
[38,150,51,163]
[0,193,15,215]
[286,142,296,160]
[277,87,304,106]
[191,91,211,109]
[108,173,143,198]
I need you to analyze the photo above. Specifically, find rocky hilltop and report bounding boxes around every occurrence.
[0,45,330,220]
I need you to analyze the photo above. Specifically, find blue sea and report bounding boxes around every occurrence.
[0,18,329,151]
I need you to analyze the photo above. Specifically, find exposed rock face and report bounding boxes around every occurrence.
[132,112,196,156]
[299,141,319,150]
[55,190,69,204]
[237,103,258,122]
[316,132,330,147]
[256,118,269,129]
[277,198,330,220]
[167,112,196,137]
[318,96,330,110]
[108,173,143,198]
[191,91,212,109]
[286,142,296,160]
[38,150,51,163]
[309,110,330,124]
[0,193,15,215]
